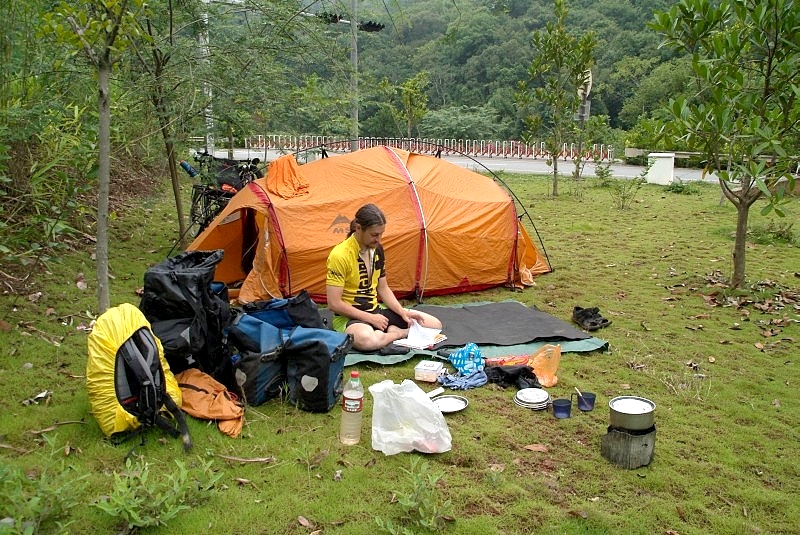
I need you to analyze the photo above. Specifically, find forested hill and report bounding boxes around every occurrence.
[275,0,682,143]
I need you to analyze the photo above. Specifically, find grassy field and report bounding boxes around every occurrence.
[1,172,798,535]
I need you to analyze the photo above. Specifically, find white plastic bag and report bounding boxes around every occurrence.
[368,379,452,455]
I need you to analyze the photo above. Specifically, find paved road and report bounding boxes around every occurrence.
[208,147,717,183]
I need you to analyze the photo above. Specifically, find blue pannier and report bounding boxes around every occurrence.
[228,295,351,412]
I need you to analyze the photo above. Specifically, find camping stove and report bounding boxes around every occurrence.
[600,425,656,469]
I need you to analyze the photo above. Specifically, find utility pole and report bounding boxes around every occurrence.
[311,6,383,153]
[349,0,359,152]
[200,0,214,155]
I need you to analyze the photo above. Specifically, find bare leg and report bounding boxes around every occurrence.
[412,311,442,330]
[346,323,408,352]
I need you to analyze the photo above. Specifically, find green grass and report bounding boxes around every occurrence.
[1,174,798,535]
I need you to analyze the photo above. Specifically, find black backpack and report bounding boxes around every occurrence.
[116,327,192,450]
[139,250,234,391]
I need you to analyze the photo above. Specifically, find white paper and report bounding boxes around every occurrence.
[394,321,444,350]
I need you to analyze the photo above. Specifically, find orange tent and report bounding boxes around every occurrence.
[188,146,551,303]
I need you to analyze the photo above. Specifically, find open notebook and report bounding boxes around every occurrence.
[394,321,447,350]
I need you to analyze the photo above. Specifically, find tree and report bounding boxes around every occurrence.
[45,0,145,313]
[131,2,190,247]
[651,0,799,288]
[516,0,596,196]
[397,72,430,138]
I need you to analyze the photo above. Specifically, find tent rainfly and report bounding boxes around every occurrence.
[188,146,551,303]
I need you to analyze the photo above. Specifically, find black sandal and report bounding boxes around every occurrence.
[572,306,612,331]
[379,343,411,356]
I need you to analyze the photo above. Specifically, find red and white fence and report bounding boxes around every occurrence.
[244,135,615,161]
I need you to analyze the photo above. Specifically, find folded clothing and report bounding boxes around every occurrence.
[438,369,487,390]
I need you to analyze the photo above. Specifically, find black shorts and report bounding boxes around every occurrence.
[346,308,408,332]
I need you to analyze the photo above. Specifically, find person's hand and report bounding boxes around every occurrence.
[368,313,390,331]
[405,309,426,326]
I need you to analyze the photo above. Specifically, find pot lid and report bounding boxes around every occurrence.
[609,396,655,414]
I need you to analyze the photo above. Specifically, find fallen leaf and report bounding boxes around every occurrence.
[234,478,251,486]
[772,399,781,408]
[27,291,42,302]
[568,510,588,519]
[754,342,765,350]
[588,496,600,502]
[524,444,548,453]
[0,319,11,331]
[333,470,342,481]
[308,448,329,469]
[620,384,631,390]
[297,516,313,528]
[676,505,686,521]
[488,463,505,472]
[45,307,56,316]
[730,323,742,330]
[708,357,716,363]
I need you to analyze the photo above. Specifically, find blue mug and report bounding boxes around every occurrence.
[572,392,596,411]
[552,398,571,419]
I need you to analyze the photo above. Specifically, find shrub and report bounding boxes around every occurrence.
[664,180,700,195]
[375,457,454,535]
[93,456,221,533]
[0,435,88,534]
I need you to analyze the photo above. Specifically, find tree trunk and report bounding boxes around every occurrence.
[165,139,187,248]
[728,181,761,289]
[552,154,559,196]
[154,97,188,248]
[731,200,748,289]
[96,58,112,313]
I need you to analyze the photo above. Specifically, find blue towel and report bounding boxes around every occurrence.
[438,370,488,390]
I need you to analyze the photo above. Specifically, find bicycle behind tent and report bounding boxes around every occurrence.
[181,151,263,235]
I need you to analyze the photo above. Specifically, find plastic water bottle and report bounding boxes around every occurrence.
[339,370,364,445]
[179,160,199,177]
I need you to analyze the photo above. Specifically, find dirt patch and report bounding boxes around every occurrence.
[108,157,164,210]
[0,155,164,293]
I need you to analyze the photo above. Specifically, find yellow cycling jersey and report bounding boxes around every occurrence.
[326,234,386,312]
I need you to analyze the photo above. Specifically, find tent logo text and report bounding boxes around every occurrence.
[330,214,350,234]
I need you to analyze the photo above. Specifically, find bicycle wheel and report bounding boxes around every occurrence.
[190,185,207,229]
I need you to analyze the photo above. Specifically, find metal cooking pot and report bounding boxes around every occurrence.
[609,396,655,430]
